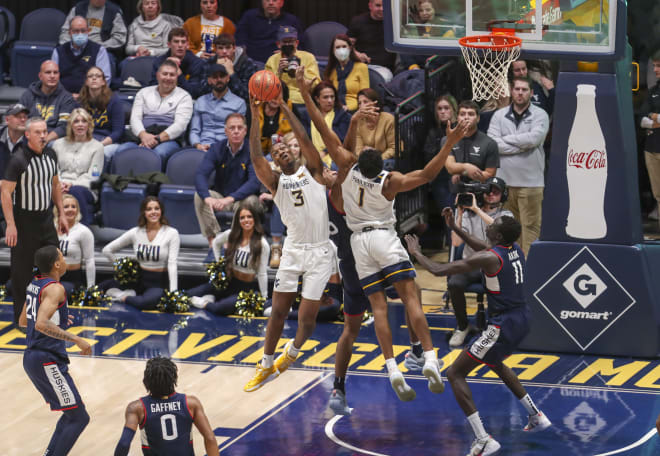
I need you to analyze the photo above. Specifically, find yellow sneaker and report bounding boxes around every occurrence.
[274,340,298,374]
[243,362,278,392]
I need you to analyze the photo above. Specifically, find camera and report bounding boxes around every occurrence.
[286,56,301,78]
[456,180,490,207]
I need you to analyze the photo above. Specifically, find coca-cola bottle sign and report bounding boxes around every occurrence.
[567,149,607,169]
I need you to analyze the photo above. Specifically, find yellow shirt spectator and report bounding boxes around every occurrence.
[265,50,320,105]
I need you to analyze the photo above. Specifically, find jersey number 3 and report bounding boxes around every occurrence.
[292,189,305,207]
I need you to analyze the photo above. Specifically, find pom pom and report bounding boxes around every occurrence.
[205,258,229,291]
[69,285,111,307]
[157,290,191,313]
[113,257,141,286]
[235,290,266,321]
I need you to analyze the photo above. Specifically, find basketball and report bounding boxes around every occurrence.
[249,70,282,102]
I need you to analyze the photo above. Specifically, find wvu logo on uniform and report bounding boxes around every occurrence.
[36,104,55,122]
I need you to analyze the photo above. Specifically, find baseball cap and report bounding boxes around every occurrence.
[5,103,30,117]
[207,63,228,76]
[487,176,507,192]
[277,26,298,41]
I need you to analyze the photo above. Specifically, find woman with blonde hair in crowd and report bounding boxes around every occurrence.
[52,107,104,226]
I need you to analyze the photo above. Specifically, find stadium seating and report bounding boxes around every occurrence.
[368,67,387,105]
[0,7,16,79]
[158,148,205,235]
[10,8,66,87]
[304,21,348,66]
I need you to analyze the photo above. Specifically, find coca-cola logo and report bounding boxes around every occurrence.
[568,149,607,169]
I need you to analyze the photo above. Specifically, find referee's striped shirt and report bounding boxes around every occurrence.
[4,143,59,212]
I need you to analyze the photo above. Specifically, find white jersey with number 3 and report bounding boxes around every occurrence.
[342,165,396,232]
[274,165,329,244]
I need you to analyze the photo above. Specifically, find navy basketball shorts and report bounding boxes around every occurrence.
[339,259,370,316]
[467,307,531,367]
[23,349,83,411]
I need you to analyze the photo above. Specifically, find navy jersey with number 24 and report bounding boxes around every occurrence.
[25,276,69,361]
[483,244,526,314]
[140,392,194,456]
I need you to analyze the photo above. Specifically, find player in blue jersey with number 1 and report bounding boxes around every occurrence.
[406,212,551,456]
[23,245,92,456]
[114,356,218,456]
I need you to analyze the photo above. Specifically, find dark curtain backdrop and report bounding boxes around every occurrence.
[4,0,369,35]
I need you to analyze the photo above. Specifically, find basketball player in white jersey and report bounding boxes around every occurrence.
[297,66,469,400]
[244,90,336,392]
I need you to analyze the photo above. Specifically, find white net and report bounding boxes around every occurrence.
[459,35,522,102]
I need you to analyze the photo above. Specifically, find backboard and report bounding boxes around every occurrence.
[384,0,627,60]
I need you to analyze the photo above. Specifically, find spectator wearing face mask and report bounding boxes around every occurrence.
[323,34,369,112]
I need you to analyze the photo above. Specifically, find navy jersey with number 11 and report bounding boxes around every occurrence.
[140,392,194,456]
[483,244,526,314]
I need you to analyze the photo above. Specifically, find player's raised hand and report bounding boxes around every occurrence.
[295,65,315,94]
[404,234,421,255]
[442,207,456,229]
[446,119,470,144]
[249,94,261,113]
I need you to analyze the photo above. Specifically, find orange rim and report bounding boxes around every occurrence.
[458,34,522,50]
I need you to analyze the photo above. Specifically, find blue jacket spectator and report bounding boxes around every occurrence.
[150,28,206,98]
[203,33,258,104]
[235,1,305,64]
[190,64,247,150]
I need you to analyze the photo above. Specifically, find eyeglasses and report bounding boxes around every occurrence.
[87,73,104,79]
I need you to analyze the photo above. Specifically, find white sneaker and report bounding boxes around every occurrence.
[105,288,122,298]
[523,412,552,432]
[263,306,272,317]
[116,289,136,301]
[467,435,501,456]
[389,371,416,402]
[449,327,470,347]
[422,359,445,393]
[403,350,425,371]
[328,389,352,416]
[190,296,208,309]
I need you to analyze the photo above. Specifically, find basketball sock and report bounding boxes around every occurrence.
[385,358,399,375]
[48,405,90,455]
[520,394,540,416]
[411,341,423,358]
[262,354,274,368]
[423,350,437,364]
[287,342,300,358]
[334,376,346,393]
[467,411,489,440]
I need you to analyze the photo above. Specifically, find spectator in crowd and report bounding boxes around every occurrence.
[0,104,29,171]
[52,108,104,226]
[122,60,193,162]
[150,28,206,98]
[204,33,258,104]
[303,81,351,167]
[102,196,180,308]
[511,59,555,115]
[324,34,370,112]
[55,194,96,296]
[19,61,78,144]
[348,0,396,79]
[183,0,236,59]
[258,84,292,155]
[352,88,395,161]
[78,66,124,162]
[236,0,305,64]
[189,202,270,314]
[194,113,262,248]
[52,16,112,96]
[478,90,510,133]
[444,100,499,185]
[126,0,183,57]
[265,27,320,109]
[488,77,549,255]
[446,177,513,347]
[60,0,127,53]
[399,1,454,71]
[641,51,660,224]
[190,64,246,150]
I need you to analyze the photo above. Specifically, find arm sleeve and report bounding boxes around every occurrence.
[189,100,202,145]
[382,114,396,159]
[257,238,270,298]
[234,13,249,47]
[178,57,205,98]
[167,228,180,291]
[75,142,105,188]
[354,124,364,155]
[114,427,135,456]
[484,139,500,169]
[212,230,230,261]
[487,111,522,156]
[80,226,96,287]
[130,90,147,136]
[356,62,370,90]
[102,228,137,262]
[125,22,138,55]
[501,111,549,150]
[164,92,193,140]
[54,96,78,139]
[101,12,128,50]
[194,147,215,199]
[4,155,25,182]
[96,47,113,83]
[108,97,125,144]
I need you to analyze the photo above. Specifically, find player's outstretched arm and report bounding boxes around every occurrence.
[35,284,92,355]
[405,234,499,276]
[114,400,141,456]
[188,395,219,456]
[442,207,489,252]
[248,96,279,194]
[385,120,469,197]
[296,66,356,173]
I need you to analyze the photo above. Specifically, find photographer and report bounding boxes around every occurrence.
[265,26,320,111]
[446,177,513,347]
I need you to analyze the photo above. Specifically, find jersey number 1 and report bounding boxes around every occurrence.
[358,187,365,207]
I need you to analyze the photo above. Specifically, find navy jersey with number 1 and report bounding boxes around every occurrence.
[140,392,194,455]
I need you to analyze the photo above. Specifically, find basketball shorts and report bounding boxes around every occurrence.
[23,349,83,411]
[467,307,531,367]
[339,259,370,316]
[274,240,335,300]
[351,229,416,296]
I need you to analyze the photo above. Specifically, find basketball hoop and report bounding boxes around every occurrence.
[459,32,522,102]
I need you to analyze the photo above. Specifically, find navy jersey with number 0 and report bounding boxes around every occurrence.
[483,244,526,314]
[25,276,69,362]
[140,393,194,456]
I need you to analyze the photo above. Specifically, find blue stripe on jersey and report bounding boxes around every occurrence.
[484,244,527,313]
[140,392,194,456]
[25,276,69,362]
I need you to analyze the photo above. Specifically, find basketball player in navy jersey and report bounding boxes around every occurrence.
[114,357,218,456]
[23,245,92,455]
[405,213,551,456]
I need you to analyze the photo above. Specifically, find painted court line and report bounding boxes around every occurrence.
[325,415,389,456]
[592,428,657,456]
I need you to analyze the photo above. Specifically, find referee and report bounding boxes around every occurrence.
[1,117,68,326]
